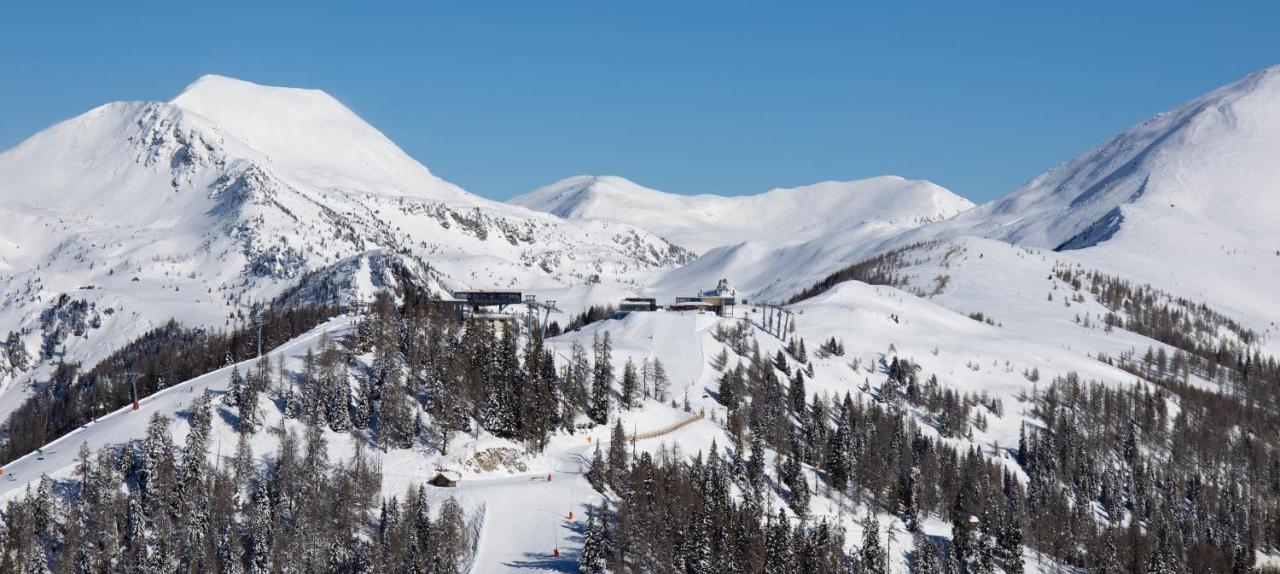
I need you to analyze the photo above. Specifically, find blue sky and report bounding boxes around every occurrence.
[2,1,1278,203]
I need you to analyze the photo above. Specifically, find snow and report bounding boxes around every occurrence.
[0,76,693,416]
[617,66,1280,339]
[171,75,472,203]
[887,65,1280,334]
[511,174,973,255]
[3,66,1280,571]
[0,315,358,499]
[644,218,918,302]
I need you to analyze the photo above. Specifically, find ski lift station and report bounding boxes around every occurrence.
[670,278,743,317]
[451,290,560,336]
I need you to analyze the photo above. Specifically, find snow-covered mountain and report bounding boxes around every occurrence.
[0,75,692,411]
[879,65,1280,331]
[634,66,1280,327]
[3,68,1280,573]
[945,66,1280,251]
[510,174,972,254]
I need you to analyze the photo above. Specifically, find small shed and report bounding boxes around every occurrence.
[428,471,459,488]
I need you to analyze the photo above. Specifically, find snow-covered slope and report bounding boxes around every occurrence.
[646,218,915,302]
[883,65,1280,329]
[947,66,1280,250]
[640,66,1280,325]
[0,76,692,412]
[511,174,972,254]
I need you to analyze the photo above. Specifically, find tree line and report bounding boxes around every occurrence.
[0,391,474,573]
[0,304,338,465]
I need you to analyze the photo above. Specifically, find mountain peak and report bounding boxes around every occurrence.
[169,75,469,202]
[950,63,1280,251]
[171,75,351,126]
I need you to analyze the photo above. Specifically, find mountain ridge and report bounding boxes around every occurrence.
[510,173,973,254]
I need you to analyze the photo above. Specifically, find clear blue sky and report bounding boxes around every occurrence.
[3,1,1278,203]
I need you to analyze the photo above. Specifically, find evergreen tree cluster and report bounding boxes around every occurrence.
[702,316,1280,573]
[1015,372,1280,572]
[565,304,618,333]
[1054,263,1280,413]
[0,397,472,573]
[1,304,338,465]
[580,442,849,573]
[787,241,939,304]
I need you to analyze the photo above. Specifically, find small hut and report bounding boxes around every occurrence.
[428,471,459,488]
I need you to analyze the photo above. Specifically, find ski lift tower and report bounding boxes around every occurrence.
[759,301,793,340]
[523,295,561,338]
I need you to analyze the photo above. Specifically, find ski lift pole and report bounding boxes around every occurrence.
[256,309,264,358]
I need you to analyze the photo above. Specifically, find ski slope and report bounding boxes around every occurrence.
[0,315,357,499]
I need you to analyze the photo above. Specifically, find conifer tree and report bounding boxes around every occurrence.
[718,364,742,410]
[297,348,320,422]
[567,341,591,413]
[607,421,628,490]
[589,332,613,424]
[775,350,790,375]
[620,358,638,410]
[762,509,792,574]
[434,497,468,574]
[378,353,415,449]
[246,478,273,574]
[950,489,976,573]
[861,512,887,574]
[139,412,176,512]
[353,371,375,430]
[233,431,254,491]
[320,338,352,432]
[579,504,610,574]
[789,371,807,416]
[652,358,669,403]
[911,531,941,574]
[586,445,607,492]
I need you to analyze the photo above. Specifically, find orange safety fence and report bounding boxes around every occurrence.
[628,411,705,442]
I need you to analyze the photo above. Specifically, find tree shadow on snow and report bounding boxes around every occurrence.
[502,517,586,572]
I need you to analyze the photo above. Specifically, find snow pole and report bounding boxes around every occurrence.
[552,515,561,557]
